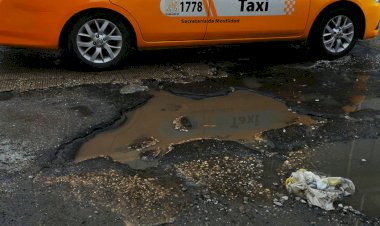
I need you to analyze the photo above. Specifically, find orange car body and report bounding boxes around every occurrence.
[0,0,379,49]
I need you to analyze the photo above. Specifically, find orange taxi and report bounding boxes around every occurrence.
[0,0,379,68]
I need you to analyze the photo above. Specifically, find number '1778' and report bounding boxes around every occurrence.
[180,1,203,12]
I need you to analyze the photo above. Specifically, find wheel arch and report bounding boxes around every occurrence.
[59,8,138,50]
[309,1,365,40]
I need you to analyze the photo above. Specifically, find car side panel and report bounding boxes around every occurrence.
[0,0,378,49]
[204,0,311,39]
[343,0,380,39]
[0,0,141,48]
[110,0,208,42]
[302,0,380,40]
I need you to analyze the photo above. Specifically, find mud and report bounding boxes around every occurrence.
[75,90,314,168]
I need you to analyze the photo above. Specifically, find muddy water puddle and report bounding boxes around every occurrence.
[75,90,313,169]
[309,138,380,218]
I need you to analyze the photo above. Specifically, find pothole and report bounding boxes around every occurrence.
[75,90,314,169]
[308,138,380,218]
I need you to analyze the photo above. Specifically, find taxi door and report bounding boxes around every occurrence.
[110,0,209,42]
[204,0,311,39]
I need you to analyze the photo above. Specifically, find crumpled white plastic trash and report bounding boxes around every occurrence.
[285,169,355,210]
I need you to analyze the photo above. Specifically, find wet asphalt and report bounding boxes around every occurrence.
[0,38,380,225]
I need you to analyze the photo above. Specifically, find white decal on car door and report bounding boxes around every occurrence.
[160,0,208,16]
[213,0,296,16]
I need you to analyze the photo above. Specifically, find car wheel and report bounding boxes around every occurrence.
[68,13,131,69]
[310,10,358,58]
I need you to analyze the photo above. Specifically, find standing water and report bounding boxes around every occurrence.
[309,138,380,218]
[75,90,313,169]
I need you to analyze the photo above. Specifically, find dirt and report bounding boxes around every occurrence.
[0,38,380,225]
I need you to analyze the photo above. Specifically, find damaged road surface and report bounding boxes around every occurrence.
[1,38,380,225]
[76,90,313,168]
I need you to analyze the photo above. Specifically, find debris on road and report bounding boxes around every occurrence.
[120,83,149,94]
[286,169,355,210]
[129,136,159,152]
[173,116,192,132]
[140,147,162,161]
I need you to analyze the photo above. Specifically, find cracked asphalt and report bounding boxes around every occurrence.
[0,38,380,225]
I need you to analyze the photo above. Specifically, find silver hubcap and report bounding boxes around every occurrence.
[323,15,354,54]
[76,19,123,64]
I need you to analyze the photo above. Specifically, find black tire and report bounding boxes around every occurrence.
[309,9,359,59]
[67,12,131,69]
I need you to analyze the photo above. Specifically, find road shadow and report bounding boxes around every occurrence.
[0,42,315,72]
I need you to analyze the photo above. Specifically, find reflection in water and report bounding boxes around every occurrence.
[342,74,369,113]
[75,91,314,169]
[309,138,380,218]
